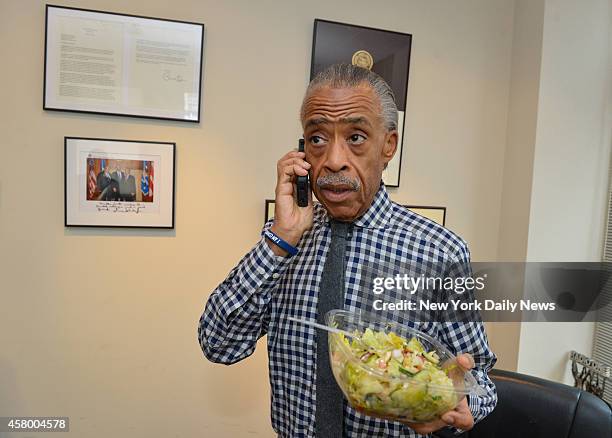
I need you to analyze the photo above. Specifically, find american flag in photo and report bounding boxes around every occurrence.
[88,159,96,199]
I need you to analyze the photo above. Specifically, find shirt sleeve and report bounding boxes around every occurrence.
[438,320,498,430]
[197,224,293,365]
[438,241,498,431]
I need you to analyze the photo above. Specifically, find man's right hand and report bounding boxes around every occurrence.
[267,150,314,256]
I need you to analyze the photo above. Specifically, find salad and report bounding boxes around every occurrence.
[330,328,460,422]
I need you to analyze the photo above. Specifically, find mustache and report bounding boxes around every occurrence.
[316,173,361,191]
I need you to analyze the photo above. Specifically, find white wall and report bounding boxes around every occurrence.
[490,0,546,372]
[517,0,612,384]
[0,0,516,437]
[497,0,544,263]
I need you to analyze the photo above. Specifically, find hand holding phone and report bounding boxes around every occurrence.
[267,144,313,256]
[296,139,310,207]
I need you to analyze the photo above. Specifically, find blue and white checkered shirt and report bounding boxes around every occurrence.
[198,185,497,437]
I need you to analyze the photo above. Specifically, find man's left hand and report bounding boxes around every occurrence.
[402,353,475,434]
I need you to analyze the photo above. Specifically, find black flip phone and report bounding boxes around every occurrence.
[296,138,310,207]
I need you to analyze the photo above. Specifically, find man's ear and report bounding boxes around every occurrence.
[381,130,398,165]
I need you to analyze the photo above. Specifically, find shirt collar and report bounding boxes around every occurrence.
[317,182,393,230]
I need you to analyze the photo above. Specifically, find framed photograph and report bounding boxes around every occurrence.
[65,137,175,228]
[310,19,412,187]
[405,205,446,226]
[44,5,204,122]
[265,199,276,224]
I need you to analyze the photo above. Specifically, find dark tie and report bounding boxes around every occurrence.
[316,220,350,438]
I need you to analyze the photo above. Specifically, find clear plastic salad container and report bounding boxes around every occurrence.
[326,309,487,422]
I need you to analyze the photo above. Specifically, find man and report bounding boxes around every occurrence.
[118,166,131,202]
[111,164,123,202]
[198,64,497,437]
[96,163,112,201]
[124,168,137,202]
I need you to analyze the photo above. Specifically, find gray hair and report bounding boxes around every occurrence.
[300,63,398,131]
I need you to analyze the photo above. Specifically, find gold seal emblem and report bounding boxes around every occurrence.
[351,50,374,70]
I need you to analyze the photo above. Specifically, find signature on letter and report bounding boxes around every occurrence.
[162,70,184,82]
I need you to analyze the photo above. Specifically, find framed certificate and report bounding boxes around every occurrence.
[44,5,204,122]
[264,200,444,227]
[65,137,176,228]
[405,205,446,226]
[265,199,276,223]
[311,19,412,187]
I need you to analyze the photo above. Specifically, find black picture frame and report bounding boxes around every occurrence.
[264,199,275,224]
[310,19,412,187]
[404,205,446,226]
[265,200,445,227]
[44,5,205,123]
[64,137,176,229]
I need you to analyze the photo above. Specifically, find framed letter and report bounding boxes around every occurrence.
[45,5,204,122]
